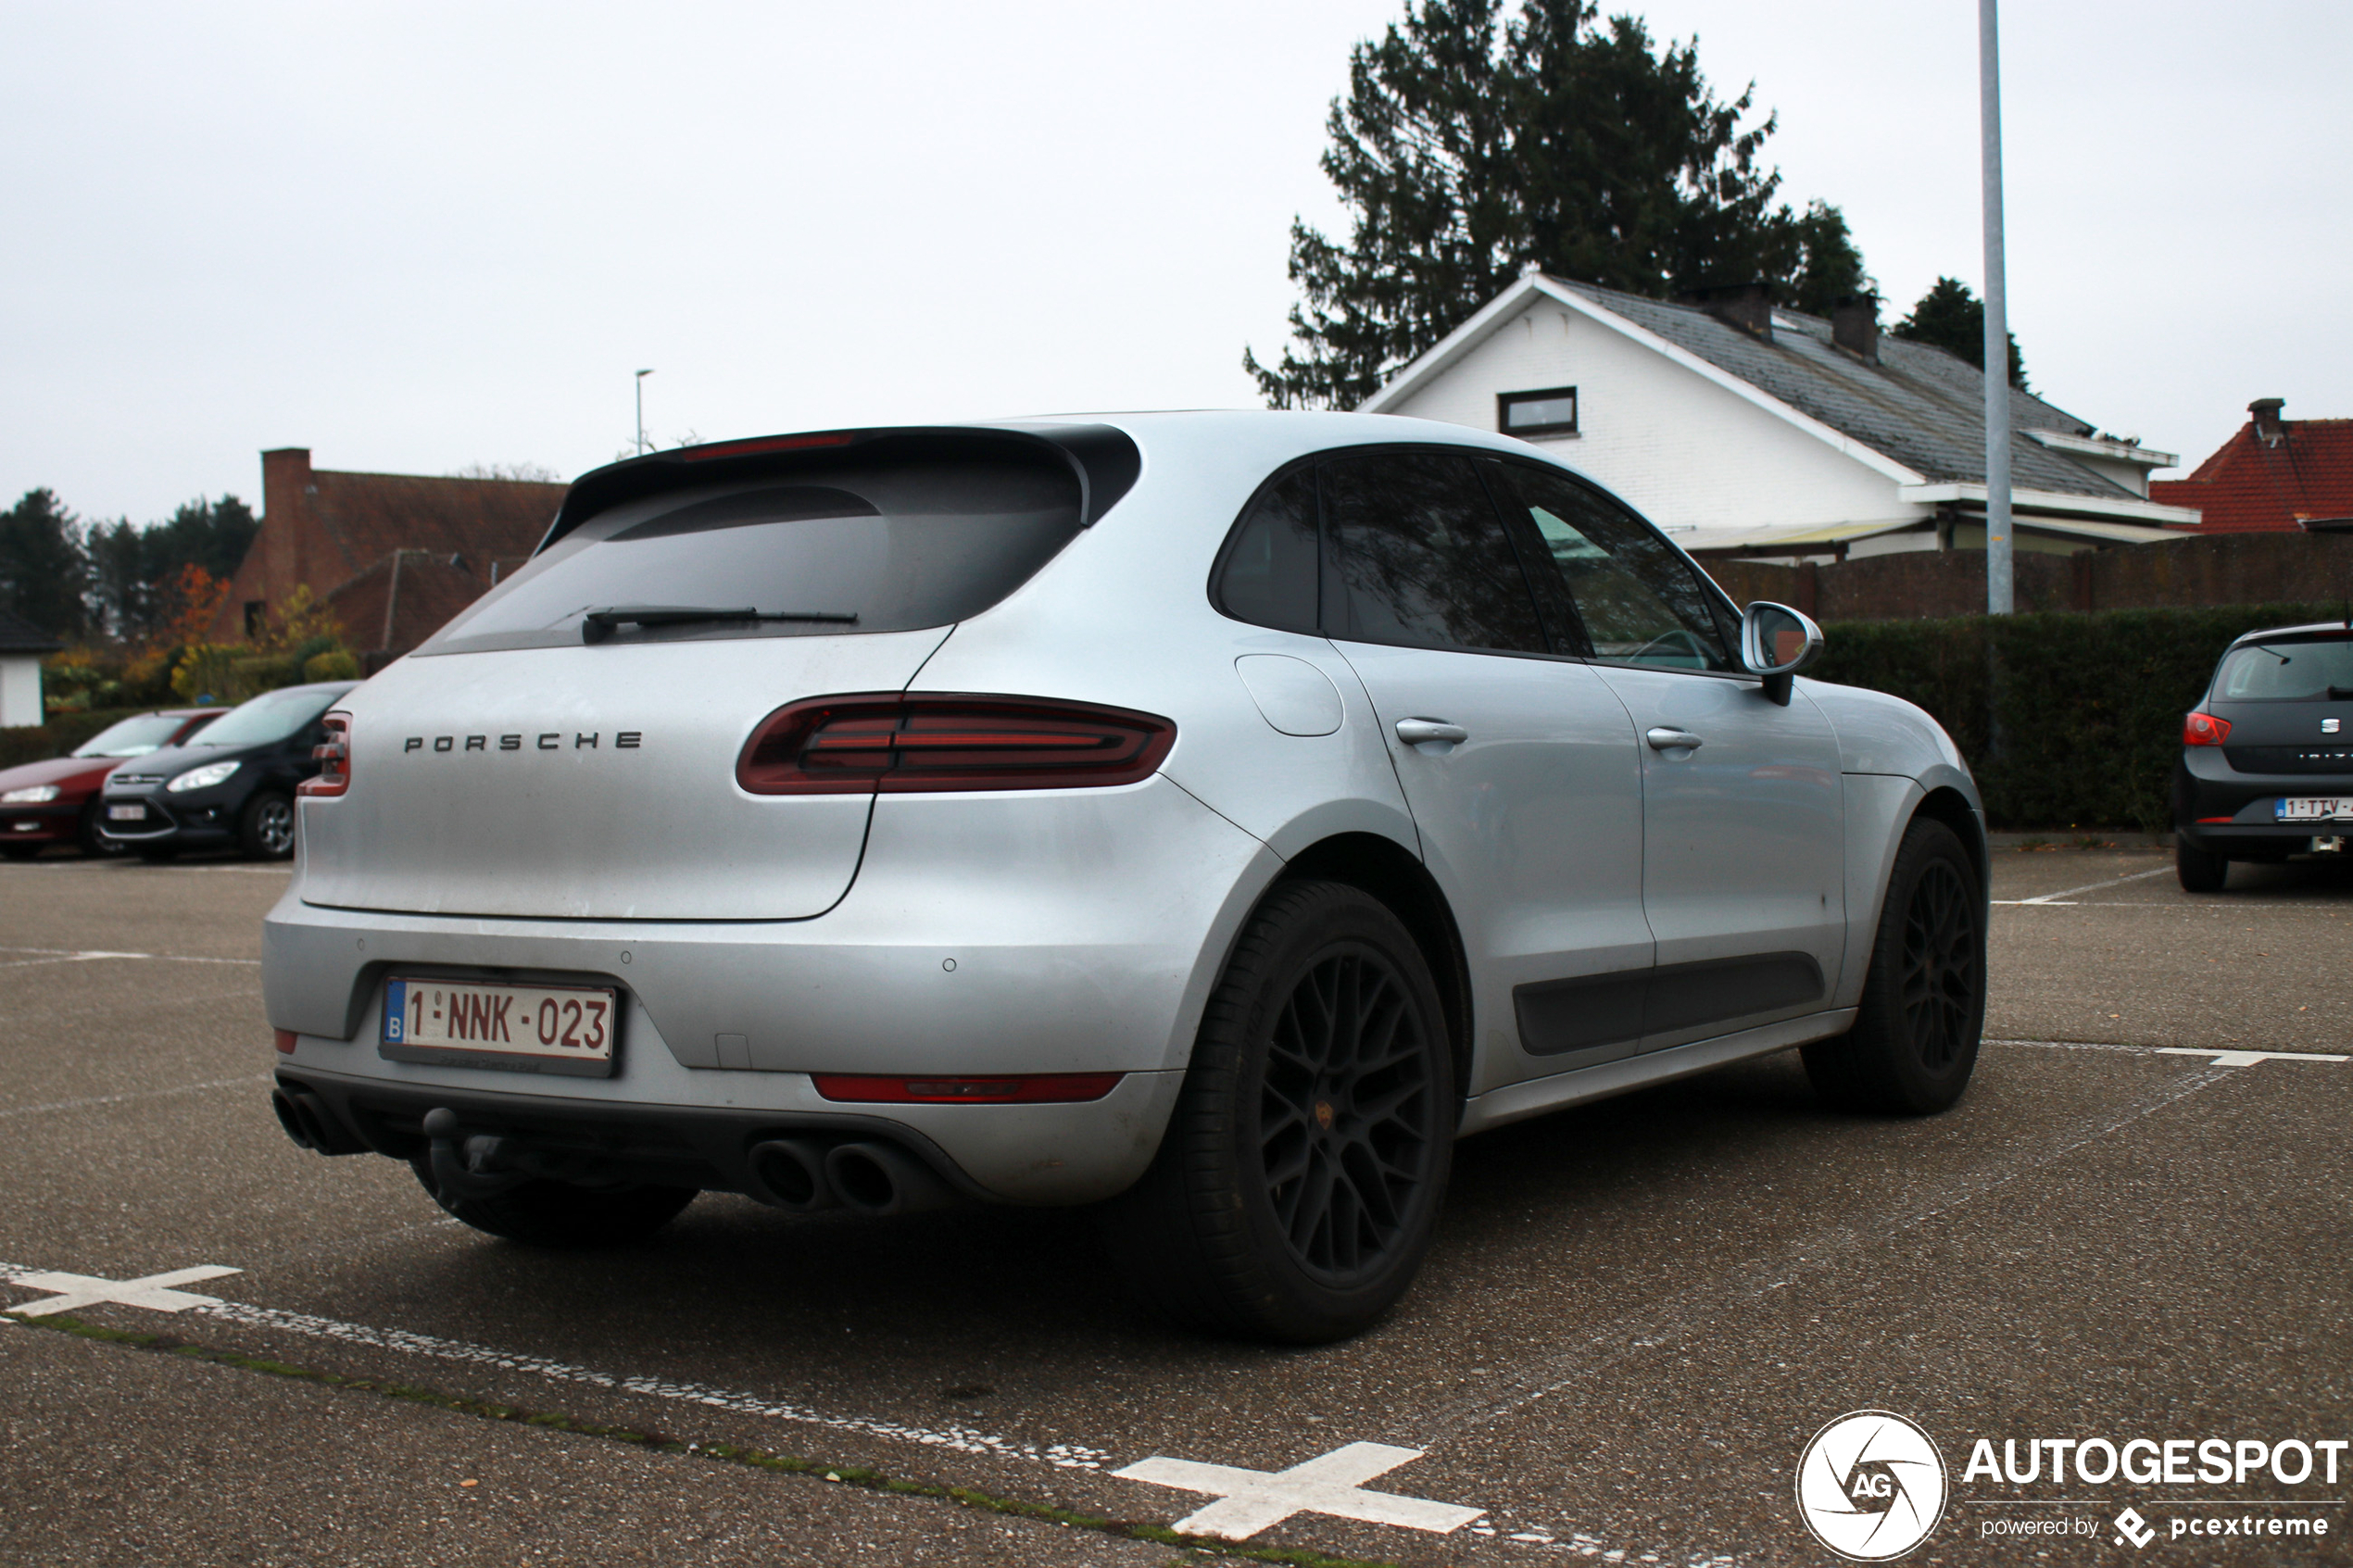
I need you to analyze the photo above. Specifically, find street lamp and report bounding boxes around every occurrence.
[635,369,655,456]
[1980,0,2012,616]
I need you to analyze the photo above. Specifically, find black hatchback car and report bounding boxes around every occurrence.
[98,681,359,860]
[2174,620,2353,891]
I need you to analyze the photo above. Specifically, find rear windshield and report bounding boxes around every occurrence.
[195,686,345,748]
[72,712,203,758]
[2215,637,2353,701]
[419,457,1083,654]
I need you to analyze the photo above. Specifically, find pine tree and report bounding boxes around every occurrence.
[1890,276,2028,388]
[0,489,88,639]
[1246,0,1871,408]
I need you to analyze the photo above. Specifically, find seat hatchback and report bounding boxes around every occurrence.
[2174,620,2353,891]
[266,413,1987,1342]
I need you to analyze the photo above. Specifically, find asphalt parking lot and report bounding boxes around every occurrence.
[3,846,2347,1566]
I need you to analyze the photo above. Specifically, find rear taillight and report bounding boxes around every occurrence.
[811,1073,1124,1104]
[298,711,351,797]
[736,694,1176,796]
[2183,711,2232,746]
[299,711,351,797]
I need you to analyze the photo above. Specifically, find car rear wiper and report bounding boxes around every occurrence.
[580,605,860,644]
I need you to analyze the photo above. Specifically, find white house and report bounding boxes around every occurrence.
[1359,271,2199,560]
[0,611,61,729]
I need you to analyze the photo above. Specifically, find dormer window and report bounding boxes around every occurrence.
[1499,386,1579,438]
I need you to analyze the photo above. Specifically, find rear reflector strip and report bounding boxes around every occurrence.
[811,1073,1124,1105]
[738,693,1176,795]
[2196,816,2236,823]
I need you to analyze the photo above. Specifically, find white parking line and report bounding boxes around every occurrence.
[0,1260,1110,1470]
[0,1074,272,1121]
[1989,1038,2350,1066]
[1992,867,2175,906]
[0,946,259,968]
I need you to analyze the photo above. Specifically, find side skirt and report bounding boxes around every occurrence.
[1455,1007,1858,1136]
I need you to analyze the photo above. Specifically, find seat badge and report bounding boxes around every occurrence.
[2324,719,2341,734]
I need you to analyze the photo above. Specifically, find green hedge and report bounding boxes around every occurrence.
[1812,602,2347,831]
[0,707,157,772]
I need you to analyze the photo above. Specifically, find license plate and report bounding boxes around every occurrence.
[107,804,146,822]
[380,977,619,1077]
[2275,797,2353,822]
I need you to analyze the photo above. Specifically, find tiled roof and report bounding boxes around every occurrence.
[0,609,64,654]
[1549,279,2133,498]
[322,548,510,659]
[308,470,565,586]
[2149,419,2353,533]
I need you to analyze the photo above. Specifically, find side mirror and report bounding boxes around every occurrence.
[1739,600,1824,707]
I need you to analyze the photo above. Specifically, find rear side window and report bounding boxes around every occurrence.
[1214,468,1319,634]
[422,457,1083,654]
[1318,450,1548,656]
[2216,637,2353,701]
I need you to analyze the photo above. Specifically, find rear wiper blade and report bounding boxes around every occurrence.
[580,605,859,645]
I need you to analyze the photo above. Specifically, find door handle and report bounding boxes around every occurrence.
[1394,718,1468,746]
[1645,727,1703,751]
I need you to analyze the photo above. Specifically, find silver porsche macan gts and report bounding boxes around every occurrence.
[265,410,1987,1342]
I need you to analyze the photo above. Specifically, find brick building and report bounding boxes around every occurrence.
[2151,398,2353,533]
[209,448,568,667]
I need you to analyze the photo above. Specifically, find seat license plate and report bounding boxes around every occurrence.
[381,977,619,1077]
[2275,797,2353,822]
[107,804,146,822]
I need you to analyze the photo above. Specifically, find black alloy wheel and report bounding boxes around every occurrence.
[1103,880,1453,1343]
[1257,945,1437,1283]
[241,792,296,859]
[1804,817,1985,1115]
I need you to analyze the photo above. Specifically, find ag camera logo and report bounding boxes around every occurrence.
[1796,1410,1948,1560]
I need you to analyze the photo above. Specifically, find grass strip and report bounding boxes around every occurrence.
[10,1310,1408,1568]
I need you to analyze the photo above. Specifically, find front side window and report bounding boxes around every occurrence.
[2216,637,2353,701]
[1318,450,1548,656]
[1492,465,1734,672]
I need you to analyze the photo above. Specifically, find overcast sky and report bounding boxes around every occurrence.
[4,1,2344,524]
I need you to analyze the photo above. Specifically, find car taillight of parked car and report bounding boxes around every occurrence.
[299,712,352,797]
[736,694,1176,795]
[2183,711,2233,746]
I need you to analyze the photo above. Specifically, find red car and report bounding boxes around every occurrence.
[0,708,227,859]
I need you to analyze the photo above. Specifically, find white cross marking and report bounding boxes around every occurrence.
[1114,1440,1481,1539]
[2154,1046,2350,1067]
[5,1265,242,1317]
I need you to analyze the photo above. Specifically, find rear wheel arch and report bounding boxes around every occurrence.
[1273,833,1473,1111]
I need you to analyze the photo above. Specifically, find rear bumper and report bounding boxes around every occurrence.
[263,775,1280,1200]
[2173,757,2353,854]
[273,1056,1184,1205]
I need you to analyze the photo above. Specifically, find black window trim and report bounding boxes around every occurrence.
[1497,385,1580,439]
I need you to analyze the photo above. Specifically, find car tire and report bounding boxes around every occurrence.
[78,802,128,859]
[2175,838,2230,893]
[1803,817,1984,1115]
[239,792,296,859]
[135,845,179,863]
[1101,880,1453,1344]
[410,1161,698,1247]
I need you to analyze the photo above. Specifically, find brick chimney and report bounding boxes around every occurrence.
[1674,281,1775,341]
[258,447,316,611]
[1830,294,1880,363]
[2248,397,2287,445]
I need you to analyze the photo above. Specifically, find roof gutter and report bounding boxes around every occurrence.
[1896,483,2199,530]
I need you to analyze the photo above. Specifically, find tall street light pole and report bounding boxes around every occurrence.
[1980,0,2013,616]
[635,369,655,456]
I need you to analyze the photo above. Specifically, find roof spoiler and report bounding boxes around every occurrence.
[534,423,1141,556]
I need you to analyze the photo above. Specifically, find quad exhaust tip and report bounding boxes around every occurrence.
[746,1135,959,1217]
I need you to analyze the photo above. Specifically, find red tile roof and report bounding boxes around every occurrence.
[2151,417,2353,533]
